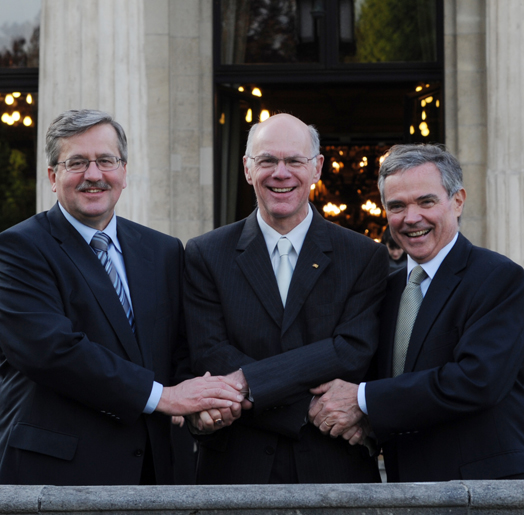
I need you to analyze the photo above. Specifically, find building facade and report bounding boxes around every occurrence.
[1,0,522,265]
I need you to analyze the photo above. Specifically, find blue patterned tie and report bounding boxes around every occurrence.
[90,231,135,332]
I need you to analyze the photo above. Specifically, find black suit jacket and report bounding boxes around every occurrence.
[366,233,524,481]
[0,203,186,485]
[184,207,388,483]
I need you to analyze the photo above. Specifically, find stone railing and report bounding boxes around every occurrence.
[1,481,524,514]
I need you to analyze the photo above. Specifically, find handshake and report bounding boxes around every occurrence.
[155,369,252,431]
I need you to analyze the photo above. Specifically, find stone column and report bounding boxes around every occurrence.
[486,0,524,265]
[444,0,487,247]
[37,0,149,225]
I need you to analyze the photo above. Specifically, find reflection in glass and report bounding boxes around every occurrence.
[221,0,321,64]
[0,0,41,68]
[0,91,37,230]
[219,0,438,65]
[344,0,437,63]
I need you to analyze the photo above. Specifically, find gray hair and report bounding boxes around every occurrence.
[378,144,463,206]
[45,109,128,167]
[244,121,320,168]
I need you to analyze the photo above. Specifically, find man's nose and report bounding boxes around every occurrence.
[272,159,292,178]
[83,161,103,181]
[404,204,422,223]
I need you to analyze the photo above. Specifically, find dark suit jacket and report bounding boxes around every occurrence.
[0,203,186,485]
[184,207,388,484]
[366,233,524,481]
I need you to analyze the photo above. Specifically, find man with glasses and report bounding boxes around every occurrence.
[0,109,244,485]
[184,113,388,484]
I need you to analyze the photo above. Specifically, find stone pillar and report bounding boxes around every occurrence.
[486,1,524,265]
[37,0,149,225]
[444,0,487,247]
[144,0,214,242]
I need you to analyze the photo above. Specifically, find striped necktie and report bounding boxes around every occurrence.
[392,265,427,376]
[90,231,135,332]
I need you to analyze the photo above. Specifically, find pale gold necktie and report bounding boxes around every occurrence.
[392,265,427,377]
[276,237,293,307]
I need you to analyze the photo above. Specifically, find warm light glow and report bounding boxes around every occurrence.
[410,125,415,135]
[419,122,430,137]
[379,155,385,164]
[436,100,440,108]
[339,150,343,155]
[332,161,340,173]
[421,110,426,120]
[238,86,244,92]
[323,202,347,216]
[359,156,368,168]
[260,110,270,121]
[361,200,381,216]
[426,84,430,88]
[12,92,21,98]
[421,99,426,107]
[26,93,33,104]
[245,108,252,123]
[5,94,14,105]
[219,113,225,124]
[23,116,32,126]
[12,111,20,121]
[416,86,423,92]
[310,184,316,190]
[425,96,433,103]
[1,113,10,123]
[252,88,262,97]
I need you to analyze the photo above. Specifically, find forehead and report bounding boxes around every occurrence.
[384,162,445,201]
[253,117,311,155]
[58,124,119,158]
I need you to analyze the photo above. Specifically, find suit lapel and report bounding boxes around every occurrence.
[117,219,155,370]
[47,204,144,366]
[403,234,470,373]
[282,209,332,339]
[236,211,284,327]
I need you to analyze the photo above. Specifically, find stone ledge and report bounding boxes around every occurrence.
[0,481,522,515]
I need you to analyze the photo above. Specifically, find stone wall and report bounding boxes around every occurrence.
[2,482,524,515]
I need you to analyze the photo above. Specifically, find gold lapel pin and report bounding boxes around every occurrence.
[312,263,319,268]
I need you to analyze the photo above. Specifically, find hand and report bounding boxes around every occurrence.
[308,379,364,439]
[343,415,372,446]
[227,369,250,398]
[171,416,185,427]
[155,372,244,416]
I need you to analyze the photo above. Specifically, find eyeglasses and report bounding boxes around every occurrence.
[246,154,318,170]
[56,156,125,173]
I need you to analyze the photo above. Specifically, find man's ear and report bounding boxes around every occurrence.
[454,188,466,216]
[243,156,253,185]
[48,166,57,192]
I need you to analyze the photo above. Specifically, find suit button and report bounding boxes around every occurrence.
[264,446,275,455]
[134,449,143,457]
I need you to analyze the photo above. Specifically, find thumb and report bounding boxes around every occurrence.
[310,381,333,395]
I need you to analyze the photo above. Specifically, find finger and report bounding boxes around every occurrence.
[207,408,224,427]
[199,410,216,431]
[348,427,364,446]
[204,387,245,403]
[342,424,362,442]
[241,398,253,410]
[171,415,185,427]
[309,381,333,396]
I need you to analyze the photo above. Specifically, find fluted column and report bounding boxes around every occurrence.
[486,1,524,265]
[37,0,149,225]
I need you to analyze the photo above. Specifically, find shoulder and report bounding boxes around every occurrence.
[186,218,247,250]
[117,217,183,250]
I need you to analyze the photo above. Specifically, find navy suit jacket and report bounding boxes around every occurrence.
[184,207,388,484]
[366,233,524,481]
[0,203,185,485]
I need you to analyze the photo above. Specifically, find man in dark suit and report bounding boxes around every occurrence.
[183,113,388,484]
[0,109,244,486]
[309,144,524,481]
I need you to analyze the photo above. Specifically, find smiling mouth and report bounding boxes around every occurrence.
[82,188,105,193]
[269,187,295,193]
[406,229,430,238]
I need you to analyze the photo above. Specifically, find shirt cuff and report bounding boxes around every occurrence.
[357,382,368,415]
[143,381,163,414]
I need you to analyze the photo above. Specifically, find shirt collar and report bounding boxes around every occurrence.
[406,232,459,281]
[257,204,313,256]
[58,202,121,252]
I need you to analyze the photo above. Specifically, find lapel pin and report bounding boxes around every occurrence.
[312,263,319,268]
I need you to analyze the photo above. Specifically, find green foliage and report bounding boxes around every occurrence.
[0,140,36,232]
[356,0,437,63]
